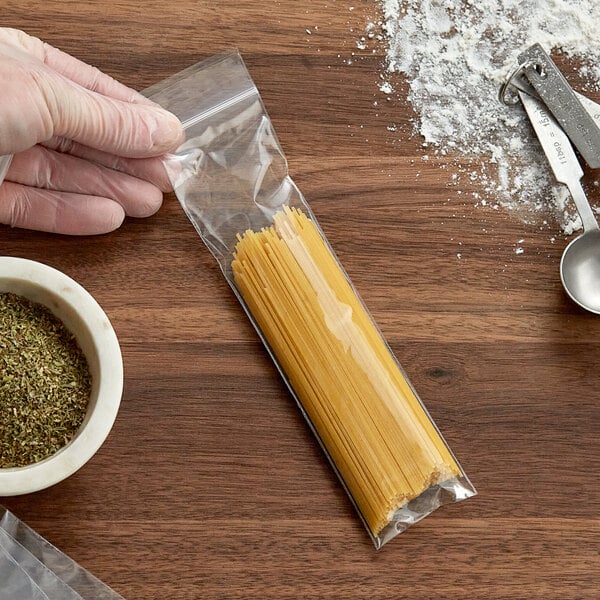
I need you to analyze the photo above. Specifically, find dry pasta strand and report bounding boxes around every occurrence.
[232,206,461,536]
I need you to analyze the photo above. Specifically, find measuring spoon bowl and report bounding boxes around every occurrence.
[560,228,600,314]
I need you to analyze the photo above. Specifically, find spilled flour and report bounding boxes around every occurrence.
[376,0,600,233]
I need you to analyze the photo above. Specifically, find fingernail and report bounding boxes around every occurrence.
[150,109,185,153]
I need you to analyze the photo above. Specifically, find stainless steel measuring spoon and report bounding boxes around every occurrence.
[519,91,600,313]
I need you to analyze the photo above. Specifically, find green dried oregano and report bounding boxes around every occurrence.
[1,292,91,468]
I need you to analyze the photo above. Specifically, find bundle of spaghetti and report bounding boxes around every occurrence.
[232,206,461,536]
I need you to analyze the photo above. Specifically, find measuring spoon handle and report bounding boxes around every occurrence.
[568,182,599,232]
[519,91,599,232]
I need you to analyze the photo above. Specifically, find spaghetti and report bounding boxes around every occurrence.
[232,206,462,537]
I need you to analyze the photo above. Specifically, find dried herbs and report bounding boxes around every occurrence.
[0,293,91,468]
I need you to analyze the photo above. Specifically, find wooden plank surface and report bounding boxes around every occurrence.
[1,1,599,598]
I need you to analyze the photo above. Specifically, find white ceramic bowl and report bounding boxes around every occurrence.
[0,257,123,496]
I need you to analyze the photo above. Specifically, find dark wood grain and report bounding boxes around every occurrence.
[2,2,600,599]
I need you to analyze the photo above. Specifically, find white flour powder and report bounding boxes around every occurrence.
[377,0,600,233]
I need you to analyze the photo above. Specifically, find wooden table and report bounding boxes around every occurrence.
[2,2,599,598]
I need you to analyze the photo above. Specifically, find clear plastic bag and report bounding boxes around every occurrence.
[0,545,50,600]
[0,507,123,600]
[145,51,476,548]
[144,52,304,272]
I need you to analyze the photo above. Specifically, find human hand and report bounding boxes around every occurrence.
[0,28,185,235]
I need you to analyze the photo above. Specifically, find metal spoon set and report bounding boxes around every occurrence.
[501,43,600,314]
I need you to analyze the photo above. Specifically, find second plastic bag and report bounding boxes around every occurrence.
[0,507,124,599]
[145,51,476,548]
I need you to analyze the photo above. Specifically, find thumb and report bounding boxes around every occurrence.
[41,73,184,158]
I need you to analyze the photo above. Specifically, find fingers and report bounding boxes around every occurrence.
[43,136,173,192]
[0,181,125,235]
[39,72,184,158]
[0,28,179,236]
[0,27,184,158]
[6,146,164,218]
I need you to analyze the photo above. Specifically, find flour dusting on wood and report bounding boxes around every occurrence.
[374,0,600,233]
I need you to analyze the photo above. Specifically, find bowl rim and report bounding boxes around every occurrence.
[0,256,123,496]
